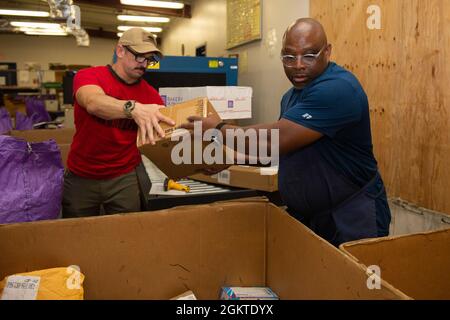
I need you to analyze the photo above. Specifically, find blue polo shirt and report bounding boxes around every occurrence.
[280,62,377,187]
[278,62,391,238]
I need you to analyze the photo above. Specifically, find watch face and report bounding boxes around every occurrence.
[124,101,135,118]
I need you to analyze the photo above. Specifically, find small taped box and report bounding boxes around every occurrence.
[220,287,279,300]
[190,165,278,192]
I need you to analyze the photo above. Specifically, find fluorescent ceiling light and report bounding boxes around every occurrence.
[16,24,67,36]
[0,9,50,17]
[18,27,65,33]
[117,15,170,23]
[120,0,184,9]
[19,26,67,36]
[24,31,68,36]
[10,21,62,29]
[118,25,162,33]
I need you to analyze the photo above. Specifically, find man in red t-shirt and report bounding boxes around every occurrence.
[62,28,175,218]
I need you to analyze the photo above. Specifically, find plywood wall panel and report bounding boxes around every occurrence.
[311,0,450,214]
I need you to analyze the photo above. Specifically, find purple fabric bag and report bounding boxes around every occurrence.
[15,111,35,130]
[0,107,12,134]
[0,135,64,224]
[26,97,51,123]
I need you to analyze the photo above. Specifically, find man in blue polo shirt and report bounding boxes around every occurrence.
[181,18,391,246]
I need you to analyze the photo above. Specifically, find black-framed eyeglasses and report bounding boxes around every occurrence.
[124,46,160,66]
[280,44,328,67]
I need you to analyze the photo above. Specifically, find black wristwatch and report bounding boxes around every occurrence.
[123,100,136,119]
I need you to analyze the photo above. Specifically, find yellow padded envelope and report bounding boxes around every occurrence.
[0,267,84,300]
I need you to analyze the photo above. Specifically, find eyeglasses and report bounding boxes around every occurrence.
[124,46,160,66]
[280,45,328,67]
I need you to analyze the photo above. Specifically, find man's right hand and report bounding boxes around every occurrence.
[132,103,175,145]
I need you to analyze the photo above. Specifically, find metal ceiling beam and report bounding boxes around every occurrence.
[75,0,191,18]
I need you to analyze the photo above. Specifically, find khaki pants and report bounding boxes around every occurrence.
[62,168,141,218]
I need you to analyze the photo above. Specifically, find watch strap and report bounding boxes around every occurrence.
[215,121,227,131]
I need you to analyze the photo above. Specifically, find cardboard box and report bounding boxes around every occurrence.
[139,98,230,179]
[190,165,278,192]
[0,198,407,299]
[45,100,59,112]
[54,70,65,83]
[156,97,217,138]
[4,96,26,118]
[340,228,450,300]
[159,86,252,120]
[9,128,75,144]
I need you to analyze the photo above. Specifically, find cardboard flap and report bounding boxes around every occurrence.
[139,138,230,179]
[266,205,410,300]
[339,228,450,299]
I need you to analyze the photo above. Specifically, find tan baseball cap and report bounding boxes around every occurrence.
[118,27,162,56]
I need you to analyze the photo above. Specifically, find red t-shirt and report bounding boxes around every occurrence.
[67,65,163,179]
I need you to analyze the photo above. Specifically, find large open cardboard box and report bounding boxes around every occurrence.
[340,228,450,299]
[0,198,407,299]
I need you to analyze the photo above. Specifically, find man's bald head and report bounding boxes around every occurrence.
[282,18,328,48]
[281,18,331,89]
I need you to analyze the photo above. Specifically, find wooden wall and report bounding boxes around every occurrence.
[311,0,450,214]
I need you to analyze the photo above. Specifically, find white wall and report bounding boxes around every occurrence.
[161,0,310,125]
[162,0,227,57]
[0,34,117,77]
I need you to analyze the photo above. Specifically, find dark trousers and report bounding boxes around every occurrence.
[279,145,391,247]
[62,168,141,218]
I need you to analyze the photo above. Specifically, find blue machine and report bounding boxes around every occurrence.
[143,56,238,90]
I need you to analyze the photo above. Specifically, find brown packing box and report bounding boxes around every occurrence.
[190,165,278,192]
[0,198,407,299]
[139,97,230,179]
[157,97,216,138]
[340,228,450,300]
[9,128,74,169]
[54,71,65,84]
[9,128,75,144]
[4,96,26,117]
[66,65,91,71]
